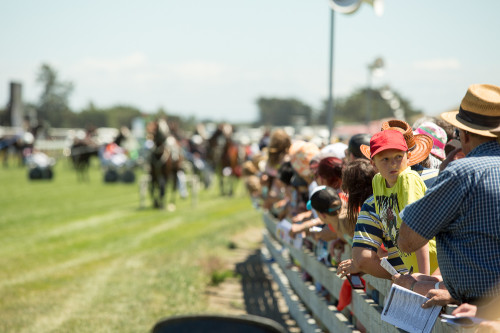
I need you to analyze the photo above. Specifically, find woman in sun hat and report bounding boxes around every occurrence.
[414,121,448,169]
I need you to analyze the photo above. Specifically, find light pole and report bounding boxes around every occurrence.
[326,7,335,143]
[365,57,384,130]
[325,0,384,141]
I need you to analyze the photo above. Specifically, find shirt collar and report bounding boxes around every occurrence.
[467,140,500,157]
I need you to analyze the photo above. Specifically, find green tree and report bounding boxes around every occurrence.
[317,87,423,125]
[36,64,74,127]
[77,102,108,128]
[105,105,142,128]
[257,97,312,126]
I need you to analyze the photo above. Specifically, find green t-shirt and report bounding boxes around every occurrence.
[372,167,438,273]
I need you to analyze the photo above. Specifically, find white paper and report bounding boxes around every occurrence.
[380,257,398,276]
[440,314,486,327]
[276,219,303,249]
[381,284,442,333]
[276,219,292,244]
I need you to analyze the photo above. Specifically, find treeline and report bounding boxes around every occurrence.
[258,88,423,127]
[0,63,423,130]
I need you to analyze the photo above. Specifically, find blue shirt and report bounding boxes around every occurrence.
[401,141,500,303]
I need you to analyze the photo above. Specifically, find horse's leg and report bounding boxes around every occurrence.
[149,174,158,208]
[218,169,225,196]
[166,168,177,212]
[158,175,166,209]
[228,175,234,197]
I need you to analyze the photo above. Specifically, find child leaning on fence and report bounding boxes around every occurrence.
[360,129,438,275]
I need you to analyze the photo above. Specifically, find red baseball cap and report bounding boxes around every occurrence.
[366,130,408,158]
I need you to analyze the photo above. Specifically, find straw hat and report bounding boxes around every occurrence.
[289,140,320,178]
[441,84,500,138]
[360,119,433,166]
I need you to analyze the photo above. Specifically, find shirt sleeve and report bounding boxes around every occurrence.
[400,168,463,240]
[399,170,427,209]
[353,200,383,252]
[353,199,407,273]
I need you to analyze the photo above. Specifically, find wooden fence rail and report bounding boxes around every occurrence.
[261,211,466,333]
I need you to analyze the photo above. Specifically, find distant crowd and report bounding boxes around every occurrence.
[242,84,500,332]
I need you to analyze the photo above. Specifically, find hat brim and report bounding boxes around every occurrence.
[409,134,433,166]
[360,134,432,167]
[441,111,498,138]
[360,144,371,160]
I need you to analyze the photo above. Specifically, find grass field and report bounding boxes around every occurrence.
[0,159,261,333]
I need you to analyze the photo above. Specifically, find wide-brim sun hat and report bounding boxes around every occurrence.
[414,121,448,160]
[360,119,433,166]
[289,140,320,178]
[440,84,500,138]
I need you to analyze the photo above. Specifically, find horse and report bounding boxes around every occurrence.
[0,133,33,168]
[206,123,243,196]
[69,138,100,182]
[148,119,184,210]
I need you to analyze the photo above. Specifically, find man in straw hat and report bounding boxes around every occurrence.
[398,84,500,312]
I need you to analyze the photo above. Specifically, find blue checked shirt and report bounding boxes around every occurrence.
[400,141,500,303]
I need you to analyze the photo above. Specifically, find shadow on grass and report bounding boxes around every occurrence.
[235,250,297,331]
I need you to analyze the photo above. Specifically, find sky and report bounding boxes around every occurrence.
[1,0,499,124]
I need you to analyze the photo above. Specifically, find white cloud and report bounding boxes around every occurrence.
[166,61,228,83]
[75,52,148,73]
[413,58,461,71]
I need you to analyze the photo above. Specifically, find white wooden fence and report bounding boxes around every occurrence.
[261,211,468,333]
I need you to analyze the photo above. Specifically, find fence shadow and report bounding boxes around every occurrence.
[236,250,298,331]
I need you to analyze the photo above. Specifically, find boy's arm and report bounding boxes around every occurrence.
[351,247,392,279]
[414,242,430,275]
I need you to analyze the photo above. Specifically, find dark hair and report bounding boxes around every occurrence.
[268,129,291,166]
[341,159,377,234]
[317,157,343,189]
[310,186,341,215]
[277,161,294,185]
[348,134,371,159]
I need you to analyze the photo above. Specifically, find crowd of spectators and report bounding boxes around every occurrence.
[242,84,500,332]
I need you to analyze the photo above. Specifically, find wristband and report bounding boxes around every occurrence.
[410,280,418,292]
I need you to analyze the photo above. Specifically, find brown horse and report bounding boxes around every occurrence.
[206,124,242,196]
[148,119,183,210]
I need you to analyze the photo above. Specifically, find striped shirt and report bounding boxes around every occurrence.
[411,165,439,188]
[401,141,500,303]
[353,195,407,273]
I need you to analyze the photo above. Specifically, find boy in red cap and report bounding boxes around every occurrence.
[364,130,438,276]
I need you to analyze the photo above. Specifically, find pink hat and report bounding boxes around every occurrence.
[289,140,320,178]
[414,122,447,160]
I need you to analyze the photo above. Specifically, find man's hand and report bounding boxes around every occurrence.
[452,303,477,317]
[422,288,456,308]
[392,273,417,290]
